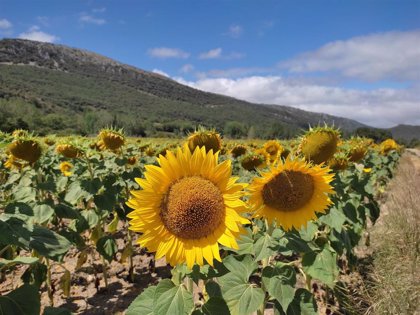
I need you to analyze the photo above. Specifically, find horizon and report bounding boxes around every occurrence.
[1,0,419,128]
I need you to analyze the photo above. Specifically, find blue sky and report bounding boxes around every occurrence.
[1,0,420,128]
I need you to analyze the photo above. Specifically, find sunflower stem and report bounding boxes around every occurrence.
[101,255,109,289]
[46,258,54,307]
[83,154,94,180]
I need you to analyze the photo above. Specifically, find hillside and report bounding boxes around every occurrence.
[388,125,420,142]
[0,38,367,137]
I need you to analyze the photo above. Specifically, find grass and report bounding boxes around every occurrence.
[349,152,420,315]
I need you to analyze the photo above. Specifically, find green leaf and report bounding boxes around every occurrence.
[0,256,38,269]
[81,209,100,228]
[12,186,37,203]
[262,264,296,311]
[254,233,276,261]
[96,236,117,262]
[126,285,156,315]
[302,246,338,288]
[154,279,194,315]
[219,255,264,315]
[33,203,55,224]
[202,297,230,315]
[319,208,347,233]
[222,283,265,315]
[299,222,318,242]
[0,284,40,315]
[29,226,72,261]
[5,202,33,216]
[236,229,254,255]
[205,280,223,298]
[60,270,71,297]
[43,307,72,315]
[283,289,317,315]
[64,181,89,204]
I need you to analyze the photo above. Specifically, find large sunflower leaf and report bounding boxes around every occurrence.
[302,245,338,288]
[254,233,277,261]
[154,279,194,315]
[219,255,264,315]
[0,284,40,315]
[127,280,194,315]
[126,285,156,315]
[29,226,71,261]
[262,263,296,311]
[274,288,317,315]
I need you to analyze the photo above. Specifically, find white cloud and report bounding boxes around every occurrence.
[281,30,420,82]
[199,48,222,59]
[148,47,190,59]
[175,75,420,128]
[92,7,106,13]
[225,24,243,38]
[36,16,49,26]
[180,64,194,73]
[0,18,12,29]
[18,26,59,43]
[79,14,106,25]
[152,69,170,77]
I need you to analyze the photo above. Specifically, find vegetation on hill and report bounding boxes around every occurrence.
[0,39,367,137]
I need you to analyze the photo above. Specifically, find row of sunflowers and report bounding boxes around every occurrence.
[0,127,400,314]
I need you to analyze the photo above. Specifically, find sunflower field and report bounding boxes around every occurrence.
[0,127,401,315]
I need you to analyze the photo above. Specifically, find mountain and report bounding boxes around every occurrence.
[388,125,420,142]
[0,38,366,137]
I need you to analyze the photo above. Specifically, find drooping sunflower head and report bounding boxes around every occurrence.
[379,139,399,155]
[248,158,334,231]
[348,140,367,162]
[240,149,269,171]
[8,136,42,164]
[263,140,283,163]
[187,127,222,154]
[56,143,83,159]
[230,144,247,158]
[127,144,249,269]
[98,128,126,151]
[59,161,73,176]
[299,126,340,164]
[328,153,350,171]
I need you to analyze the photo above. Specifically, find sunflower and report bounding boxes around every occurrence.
[248,158,334,231]
[379,139,399,155]
[56,144,82,159]
[263,140,283,163]
[230,144,247,158]
[8,139,42,163]
[98,128,125,151]
[59,161,73,176]
[187,128,222,153]
[127,145,249,268]
[299,126,340,164]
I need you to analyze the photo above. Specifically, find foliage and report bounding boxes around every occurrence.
[0,131,401,314]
